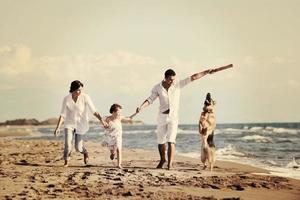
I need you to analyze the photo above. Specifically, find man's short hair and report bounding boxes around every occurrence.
[164,69,176,78]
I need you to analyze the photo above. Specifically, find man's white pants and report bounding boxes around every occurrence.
[156,114,178,144]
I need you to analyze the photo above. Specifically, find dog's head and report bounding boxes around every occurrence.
[203,93,216,113]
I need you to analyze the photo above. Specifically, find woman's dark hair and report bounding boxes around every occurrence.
[69,80,84,93]
[164,69,176,78]
[204,93,212,106]
[110,103,122,114]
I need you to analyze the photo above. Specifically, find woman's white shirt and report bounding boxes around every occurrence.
[60,93,97,134]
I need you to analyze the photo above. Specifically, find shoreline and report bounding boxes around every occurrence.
[1,126,299,181]
[1,138,300,199]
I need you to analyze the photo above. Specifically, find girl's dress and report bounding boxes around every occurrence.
[102,117,122,151]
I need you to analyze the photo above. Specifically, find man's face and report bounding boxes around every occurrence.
[165,76,176,85]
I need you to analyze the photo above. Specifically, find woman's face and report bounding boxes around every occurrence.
[72,87,82,97]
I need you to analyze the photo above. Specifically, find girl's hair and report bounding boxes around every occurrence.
[69,80,83,93]
[110,103,122,114]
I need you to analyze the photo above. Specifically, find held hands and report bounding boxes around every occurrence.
[54,128,60,136]
[101,119,109,129]
[136,107,141,113]
[130,110,139,119]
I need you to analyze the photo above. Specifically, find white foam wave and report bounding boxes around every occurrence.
[177,128,199,134]
[123,130,154,134]
[178,147,300,180]
[241,135,273,143]
[221,128,251,134]
[249,127,264,131]
[272,128,299,134]
[286,157,300,169]
[177,128,221,135]
[216,144,246,157]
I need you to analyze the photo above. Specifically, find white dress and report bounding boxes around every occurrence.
[102,117,122,151]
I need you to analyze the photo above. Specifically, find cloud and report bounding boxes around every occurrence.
[0,44,33,75]
[0,44,239,93]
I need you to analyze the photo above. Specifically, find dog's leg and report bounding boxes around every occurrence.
[201,147,207,169]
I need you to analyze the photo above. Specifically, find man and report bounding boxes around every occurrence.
[136,64,232,170]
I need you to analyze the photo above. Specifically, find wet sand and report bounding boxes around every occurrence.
[0,138,299,200]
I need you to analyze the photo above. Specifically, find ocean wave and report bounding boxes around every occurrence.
[177,128,223,135]
[286,157,300,169]
[223,128,244,132]
[249,127,264,131]
[216,144,246,157]
[272,128,299,134]
[275,139,293,143]
[241,135,273,143]
[123,130,154,134]
[177,129,199,134]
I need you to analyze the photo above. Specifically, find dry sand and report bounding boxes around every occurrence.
[0,137,299,199]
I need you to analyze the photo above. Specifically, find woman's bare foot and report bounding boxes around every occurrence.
[64,160,69,167]
[156,159,166,169]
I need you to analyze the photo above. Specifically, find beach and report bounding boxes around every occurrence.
[0,129,300,200]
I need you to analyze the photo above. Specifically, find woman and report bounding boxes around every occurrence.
[53,80,108,167]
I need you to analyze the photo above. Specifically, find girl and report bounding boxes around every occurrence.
[102,104,137,169]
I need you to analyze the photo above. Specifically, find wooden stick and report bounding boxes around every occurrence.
[211,64,233,73]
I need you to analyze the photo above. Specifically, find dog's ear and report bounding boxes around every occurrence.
[212,100,216,105]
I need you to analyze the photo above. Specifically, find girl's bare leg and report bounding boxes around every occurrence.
[117,148,123,169]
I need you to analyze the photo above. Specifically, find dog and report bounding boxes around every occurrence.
[199,93,216,171]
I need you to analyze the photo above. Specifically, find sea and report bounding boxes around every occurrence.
[24,122,300,180]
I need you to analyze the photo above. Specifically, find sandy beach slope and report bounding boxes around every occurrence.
[0,138,299,200]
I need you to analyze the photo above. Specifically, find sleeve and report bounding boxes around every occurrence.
[85,94,97,114]
[178,76,192,89]
[146,86,159,104]
[60,97,67,118]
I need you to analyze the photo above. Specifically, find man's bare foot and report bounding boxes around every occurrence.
[156,159,166,169]
[167,164,173,170]
[117,165,123,169]
[202,165,207,170]
[64,160,69,167]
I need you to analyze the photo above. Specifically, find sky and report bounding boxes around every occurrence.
[0,0,299,124]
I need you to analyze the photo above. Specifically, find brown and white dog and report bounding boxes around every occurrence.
[199,93,216,171]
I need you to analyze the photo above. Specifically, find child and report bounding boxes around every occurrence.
[102,103,137,169]
[199,93,216,171]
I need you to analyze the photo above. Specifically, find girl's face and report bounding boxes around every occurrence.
[113,107,122,118]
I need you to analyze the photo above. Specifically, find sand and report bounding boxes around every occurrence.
[0,136,299,199]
